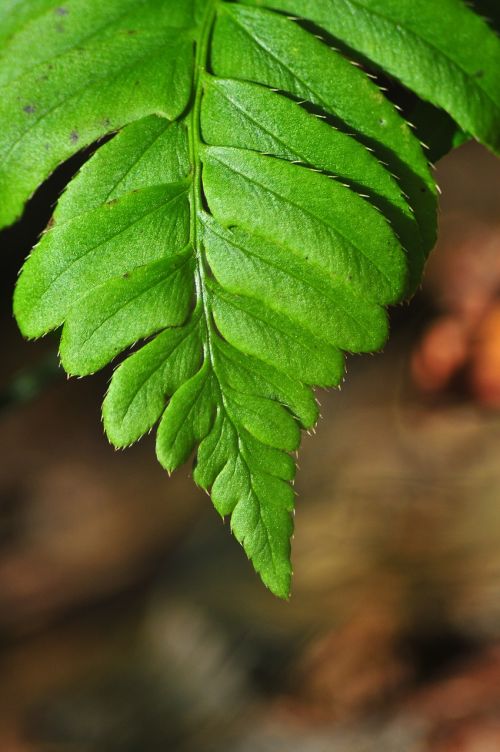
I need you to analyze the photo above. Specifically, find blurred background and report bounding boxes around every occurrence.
[0,139,500,752]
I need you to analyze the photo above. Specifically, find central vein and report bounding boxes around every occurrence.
[188,1,218,362]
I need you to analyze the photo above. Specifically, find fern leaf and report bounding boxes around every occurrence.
[251,0,500,154]
[0,1,194,227]
[3,0,500,595]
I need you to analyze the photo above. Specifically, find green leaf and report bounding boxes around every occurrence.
[15,179,191,336]
[0,0,57,43]
[202,76,422,280]
[60,251,195,376]
[211,4,436,285]
[103,313,203,448]
[4,0,500,596]
[0,0,195,227]
[246,0,500,154]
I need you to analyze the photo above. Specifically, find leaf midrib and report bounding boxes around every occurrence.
[188,0,234,430]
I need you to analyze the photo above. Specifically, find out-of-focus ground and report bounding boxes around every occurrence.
[0,140,499,752]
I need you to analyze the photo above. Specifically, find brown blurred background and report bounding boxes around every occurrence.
[0,140,500,752]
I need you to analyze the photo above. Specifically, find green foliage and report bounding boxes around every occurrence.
[1,0,500,597]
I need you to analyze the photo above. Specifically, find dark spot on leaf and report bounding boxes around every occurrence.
[127,29,137,35]
[474,69,484,78]
[106,198,119,207]
[55,6,69,14]
[23,105,36,114]
[122,272,130,279]
[102,118,112,128]
[70,131,79,144]
[379,118,386,126]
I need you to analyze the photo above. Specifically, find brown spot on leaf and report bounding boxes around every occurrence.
[70,131,79,144]
[45,216,56,231]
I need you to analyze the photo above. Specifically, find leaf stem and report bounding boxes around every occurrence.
[188,1,218,363]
